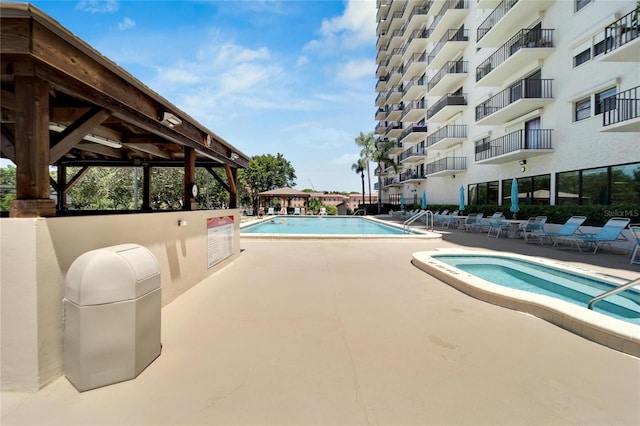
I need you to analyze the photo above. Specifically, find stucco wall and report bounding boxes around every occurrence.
[1,210,240,391]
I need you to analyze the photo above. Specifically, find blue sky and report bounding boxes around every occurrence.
[16,0,378,193]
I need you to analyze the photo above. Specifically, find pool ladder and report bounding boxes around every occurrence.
[403,210,434,232]
[588,276,640,310]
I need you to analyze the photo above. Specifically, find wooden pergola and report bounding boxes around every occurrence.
[0,3,250,217]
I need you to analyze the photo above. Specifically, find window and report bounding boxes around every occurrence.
[573,48,590,67]
[557,171,580,205]
[575,0,592,12]
[501,175,550,206]
[582,167,609,205]
[556,163,640,205]
[575,97,591,121]
[611,163,640,204]
[595,87,616,115]
[468,181,498,205]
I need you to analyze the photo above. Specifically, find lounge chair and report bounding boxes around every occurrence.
[480,212,504,233]
[630,226,640,265]
[533,215,586,246]
[319,207,327,216]
[521,216,547,242]
[267,207,275,215]
[441,210,460,229]
[464,212,484,232]
[294,207,301,215]
[486,214,510,238]
[433,209,449,226]
[558,217,631,254]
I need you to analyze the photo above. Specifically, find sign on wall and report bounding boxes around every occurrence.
[207,216,234,268]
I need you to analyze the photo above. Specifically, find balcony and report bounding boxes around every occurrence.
[375,107,386,121]
[475,79,553,125]
[601,8,640,62]
[376,63,386,78]
[427,29,469,71]
[385,48,403,68]
[600,86,640,133]
[427,93,467,123]
[399,143,428,164]
[425,125,467,150]
[376,45,388,63]
[477,0,555,48]
[388,10,405,34]
[387,66,404,87]
[375,74,388,92]
[385,122,403,139]
[400,28,431,63]
[402,4,431,34]
[388,29,405,51]
[375,91,386,107]
[428,0,470,44]
[400,170,426,183]
[386,103,404,121]
[425,156,467,177]
[402,52,427,80]
[402,75,427,102]
[401,99,428,123]
[476,28,555,86]
[386,140,404,155]
[427,60,468,96]
[399,123,429,143]
[476,0,502,8]
[375,121,388,135]
[475,129,553,164]
[386,85,403,104]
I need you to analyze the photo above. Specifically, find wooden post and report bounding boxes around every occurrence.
[224,164,238,209]
[10,75,55,217]
[142,164,152,211]
[184,146,196,210]
[56,164,66,211]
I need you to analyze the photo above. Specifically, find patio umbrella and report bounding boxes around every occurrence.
[458,185,465,211]
[421,191,427,210]
[510,178,520,218]
[400,193,405,210]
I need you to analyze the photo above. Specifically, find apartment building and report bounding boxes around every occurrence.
[374,0,639,208]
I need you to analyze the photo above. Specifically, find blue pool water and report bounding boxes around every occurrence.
[433,255,640,325]
[241,216,410,235]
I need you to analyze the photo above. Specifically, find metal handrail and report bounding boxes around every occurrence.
[587,276,640,310]
[352,209,366,216]
[403,209,434,231]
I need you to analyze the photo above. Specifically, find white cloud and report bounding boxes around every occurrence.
[305,0,376,52]
[335,58,376,80]
[332,152,361,165]
[296,56,309,67]
[76,0,119,13]
[214,44,270,66]
[118,17,135,30]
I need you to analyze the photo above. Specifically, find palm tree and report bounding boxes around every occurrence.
[372,139,399,213]
[351,159,366,208]
[354,131,376,204]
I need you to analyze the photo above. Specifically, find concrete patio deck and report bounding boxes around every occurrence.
[2,218,639,425]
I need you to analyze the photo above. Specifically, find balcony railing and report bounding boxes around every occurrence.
[384,122,403,136]
[604,7,640,54]
[428,60,468,91]
[399,123,428,141]
[602,86,640,127]
[398,144,427,162]
[425,125,467,147]
[477,0,519,42]
[383,177,398,186]
[475,79,553,121]
[425,157,467,174]
[427,29,469,64]
[475,129,553,161]
[400,170,426,182]
[476,28,554,82]
[401,99,427,119]
[385,85,403,100]
[427,93,468,119]
[403,75,426,93]
[404,51,427,70]
[402,28,431,55]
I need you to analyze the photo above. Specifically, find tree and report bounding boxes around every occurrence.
[354,131,376,204]
[240,153,296,211]
[0,165,16,211]
[351,159,366,207]
[372,139,399,213]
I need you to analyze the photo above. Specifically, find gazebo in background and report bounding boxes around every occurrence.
[258,187,310,214]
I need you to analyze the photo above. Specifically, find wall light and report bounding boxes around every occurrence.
[519,159,527,165]
[159,111,182,128]
[230,152,239,161]
[452,174,456,179]
[49,122,122,148]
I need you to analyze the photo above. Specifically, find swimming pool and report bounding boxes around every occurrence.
[412,249,640,356]
[241,216,439,239]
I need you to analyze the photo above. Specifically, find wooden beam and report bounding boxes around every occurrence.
[126,142,173,159]
[10,75,55,217]
[65,166,89,191]
[1,124,16,162]
[205,166,230,191]
[74,141,122,158]
[224,164,238,208]
[49,107,111,163]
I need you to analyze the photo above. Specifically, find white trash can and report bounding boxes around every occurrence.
[63,243,161,392]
